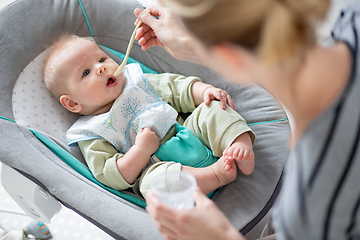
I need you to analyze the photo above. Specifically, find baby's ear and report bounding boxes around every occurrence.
[59,95,82,113]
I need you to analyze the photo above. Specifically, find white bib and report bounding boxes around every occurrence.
[67,63,178,153]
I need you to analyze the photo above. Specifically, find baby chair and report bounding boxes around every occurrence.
[0,0,291,239]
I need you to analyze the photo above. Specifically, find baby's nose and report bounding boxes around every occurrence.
[97,65,107,75]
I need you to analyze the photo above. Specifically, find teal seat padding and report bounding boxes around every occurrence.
[30,128,147,208]
[155,123,218,168]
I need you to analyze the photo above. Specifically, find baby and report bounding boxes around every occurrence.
[43,35,255,197]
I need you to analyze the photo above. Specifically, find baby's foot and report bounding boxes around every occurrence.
[223,142,255,175]
[211,156,237,186]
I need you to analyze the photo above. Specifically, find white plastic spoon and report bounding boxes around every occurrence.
[114,10,150,76]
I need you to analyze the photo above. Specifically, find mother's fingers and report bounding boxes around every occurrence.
[146,191,186,238]
[146,191,177,223]
[136,28,159,50]
[135,24,151,39]
[134,8,156,26]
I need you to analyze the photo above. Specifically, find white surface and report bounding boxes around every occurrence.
[0,0,15,10]
[0,164,112,240]
[1,164,62,223]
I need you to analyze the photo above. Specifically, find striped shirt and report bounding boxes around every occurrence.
[272,3,360,240]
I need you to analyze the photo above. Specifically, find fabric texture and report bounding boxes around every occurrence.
[0,0,290,239]
[272,3,360,240]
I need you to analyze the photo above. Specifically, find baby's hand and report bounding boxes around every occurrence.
[135,127,160,156]
[203,87,235,110]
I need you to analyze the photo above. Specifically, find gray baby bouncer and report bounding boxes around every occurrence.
[0,0,291,239]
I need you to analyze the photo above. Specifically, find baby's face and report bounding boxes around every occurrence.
[58,38,125,115]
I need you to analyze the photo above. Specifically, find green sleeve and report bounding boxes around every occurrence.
[78,139,134,190]
[144,73,200,113]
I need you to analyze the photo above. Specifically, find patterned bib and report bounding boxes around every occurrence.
[67,63,178,153]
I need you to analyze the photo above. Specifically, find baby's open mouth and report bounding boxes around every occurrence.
[106,76,117,87]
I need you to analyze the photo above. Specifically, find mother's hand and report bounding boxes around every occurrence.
[134,6,207,64]
[146,188,244,240]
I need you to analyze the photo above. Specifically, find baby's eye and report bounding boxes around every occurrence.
[83,69,90,77]
[99,58,105,63]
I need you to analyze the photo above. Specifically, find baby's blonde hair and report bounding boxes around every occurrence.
[43,34,80,99]
[170,0,329,64]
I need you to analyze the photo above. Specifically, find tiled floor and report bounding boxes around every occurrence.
[0,0,359,239]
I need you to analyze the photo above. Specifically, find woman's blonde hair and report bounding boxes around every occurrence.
[166,0,330,64]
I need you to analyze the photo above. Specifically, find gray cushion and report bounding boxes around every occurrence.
[0,0,290,239]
